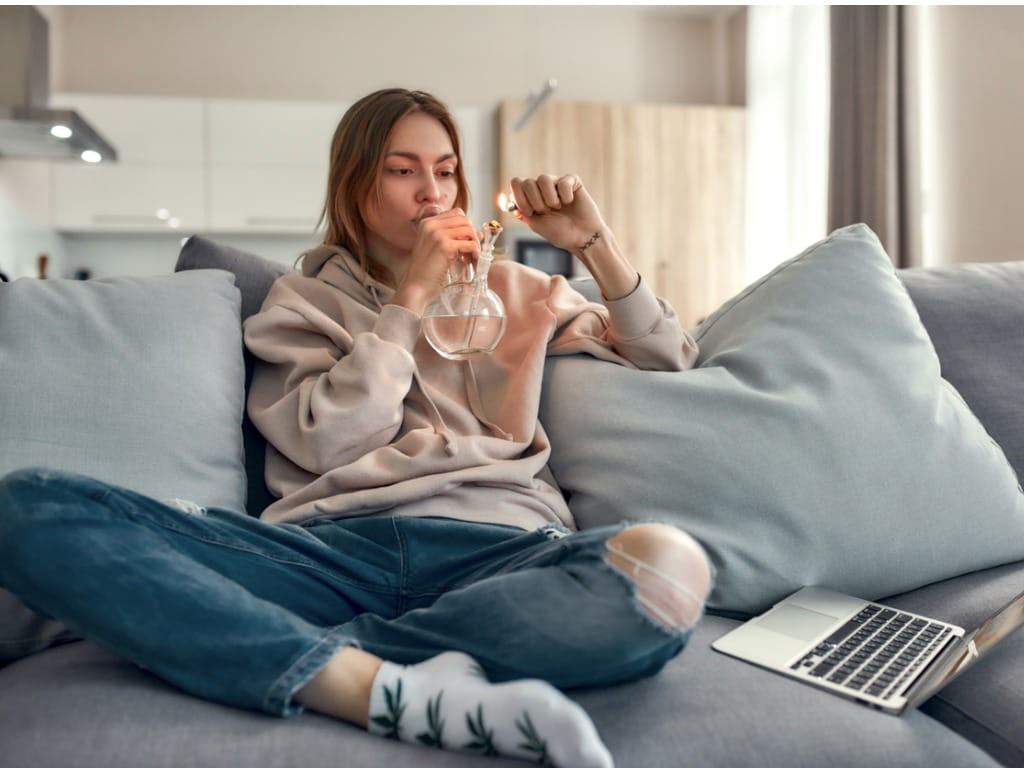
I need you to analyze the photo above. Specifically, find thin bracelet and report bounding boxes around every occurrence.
[577,231,602,253]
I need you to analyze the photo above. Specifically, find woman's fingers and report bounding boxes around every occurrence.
[555,174,580,204]
[416,208,479,265]
[510,174,580,216]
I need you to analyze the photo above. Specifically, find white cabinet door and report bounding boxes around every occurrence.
[206,99,342,233]
[206,99,342,167]
[46,95,499,236]
[51,93,206,165]
[53,165,205,232]
[208,166,326,233]
[50,94,206,232]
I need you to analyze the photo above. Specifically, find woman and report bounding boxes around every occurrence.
[0,89,710,768]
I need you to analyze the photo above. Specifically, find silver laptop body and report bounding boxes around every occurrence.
[712,585,1024,715]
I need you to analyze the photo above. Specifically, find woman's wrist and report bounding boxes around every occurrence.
[573,226,639,301]
[390,282,431,316]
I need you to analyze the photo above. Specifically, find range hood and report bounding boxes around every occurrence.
[0,6,117,163]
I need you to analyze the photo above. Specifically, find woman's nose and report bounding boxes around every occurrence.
[417,174,441,202]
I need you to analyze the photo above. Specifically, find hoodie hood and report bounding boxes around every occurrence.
[300,243,348,278]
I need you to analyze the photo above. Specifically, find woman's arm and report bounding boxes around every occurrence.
[244,286,419,476]
[545,274,698,371]
[510,174,698,370]
[509,174,639,301]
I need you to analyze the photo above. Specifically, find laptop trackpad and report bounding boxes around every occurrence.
[757,604,839,642]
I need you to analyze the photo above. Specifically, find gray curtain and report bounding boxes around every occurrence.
[829,6,920,267]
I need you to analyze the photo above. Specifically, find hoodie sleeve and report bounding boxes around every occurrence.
[244,279,422,475]
[545,275,699,371]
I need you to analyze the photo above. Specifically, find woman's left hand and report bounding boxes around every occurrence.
[508,173,640,300]
[508,174,606,253]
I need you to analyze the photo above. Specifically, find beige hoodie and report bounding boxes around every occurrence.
[243,246,698,530]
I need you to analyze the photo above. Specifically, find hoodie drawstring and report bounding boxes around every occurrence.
[412,368,460,456]
[464,360,515,442]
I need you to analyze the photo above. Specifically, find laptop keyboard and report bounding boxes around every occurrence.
[791,604,954,700]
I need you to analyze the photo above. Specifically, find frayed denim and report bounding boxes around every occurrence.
[0,467,693,716]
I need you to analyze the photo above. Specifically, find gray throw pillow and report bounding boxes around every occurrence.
[540,224,1024,615]
[0,270,246,511]
[176,235,292,323]
[174,236,295,516]
[900,261,1024,483]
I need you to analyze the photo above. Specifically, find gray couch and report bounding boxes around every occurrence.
[1,229,1022,767]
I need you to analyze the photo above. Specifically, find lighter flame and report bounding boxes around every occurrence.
[497,190,518,213]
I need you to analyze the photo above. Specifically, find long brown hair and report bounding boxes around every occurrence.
[317,89,470,282]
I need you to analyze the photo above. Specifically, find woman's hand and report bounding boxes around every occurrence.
[509,174,639,301]
[508,174,605,253]
[392,208,479,315]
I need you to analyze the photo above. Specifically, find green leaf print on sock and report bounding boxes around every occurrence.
[464,703,499,756]
[371,679,406,740]
[416,691,446,748]
[516,710,551,765]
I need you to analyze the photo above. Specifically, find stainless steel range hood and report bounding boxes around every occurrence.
[0,6,117,163]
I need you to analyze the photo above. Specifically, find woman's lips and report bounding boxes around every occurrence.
[414,206,444,226]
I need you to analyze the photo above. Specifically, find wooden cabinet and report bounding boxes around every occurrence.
[499,101,745,328]
[51,94,207,232]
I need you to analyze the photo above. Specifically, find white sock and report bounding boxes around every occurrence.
[367,651,613,768]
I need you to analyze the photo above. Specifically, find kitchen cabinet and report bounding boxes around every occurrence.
[50,94,206,232]
[206,102,496,234]
[45,94,500,238]
[205,99,344,233]
[499,101,745,328]
[52,165,205,232]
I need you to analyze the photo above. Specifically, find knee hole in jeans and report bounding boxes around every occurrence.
[605,524,712,632]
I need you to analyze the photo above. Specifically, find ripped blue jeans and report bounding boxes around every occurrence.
[0,467,694,716]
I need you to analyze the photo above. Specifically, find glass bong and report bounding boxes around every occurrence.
[422,219,506,360]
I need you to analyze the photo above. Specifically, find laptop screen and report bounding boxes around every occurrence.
[909,589,1024,706]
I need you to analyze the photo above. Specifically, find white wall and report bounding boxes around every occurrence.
[51,5,741,107]
[0,160,63,279]
[919,6,1024,266]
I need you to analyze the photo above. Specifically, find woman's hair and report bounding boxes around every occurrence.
[317,88,470,281]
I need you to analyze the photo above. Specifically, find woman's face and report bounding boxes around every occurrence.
[363,111,460,271]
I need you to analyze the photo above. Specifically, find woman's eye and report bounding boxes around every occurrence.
[388,167,414,176]
[438,169,456,178]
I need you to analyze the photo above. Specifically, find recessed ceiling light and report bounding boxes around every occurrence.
[80,149,102,163]
[50,124,73,139]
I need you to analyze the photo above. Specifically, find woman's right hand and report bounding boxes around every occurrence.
[392,208,479,315]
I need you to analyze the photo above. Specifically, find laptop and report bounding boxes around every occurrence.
[711,585,1024,714]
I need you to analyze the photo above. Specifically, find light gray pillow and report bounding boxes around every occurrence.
[0,270,246,511]
[899,260,1024,483]
[540,224,1024,615]
[174,235,294,517]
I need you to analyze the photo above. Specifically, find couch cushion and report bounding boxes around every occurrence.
[175,235,294,516]
[0,588,78,663]
[176,236,292,324]
[0,270,246,511]
[0,624,1001,768]
[541,224,1024,615]
[900,260,1024,483]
